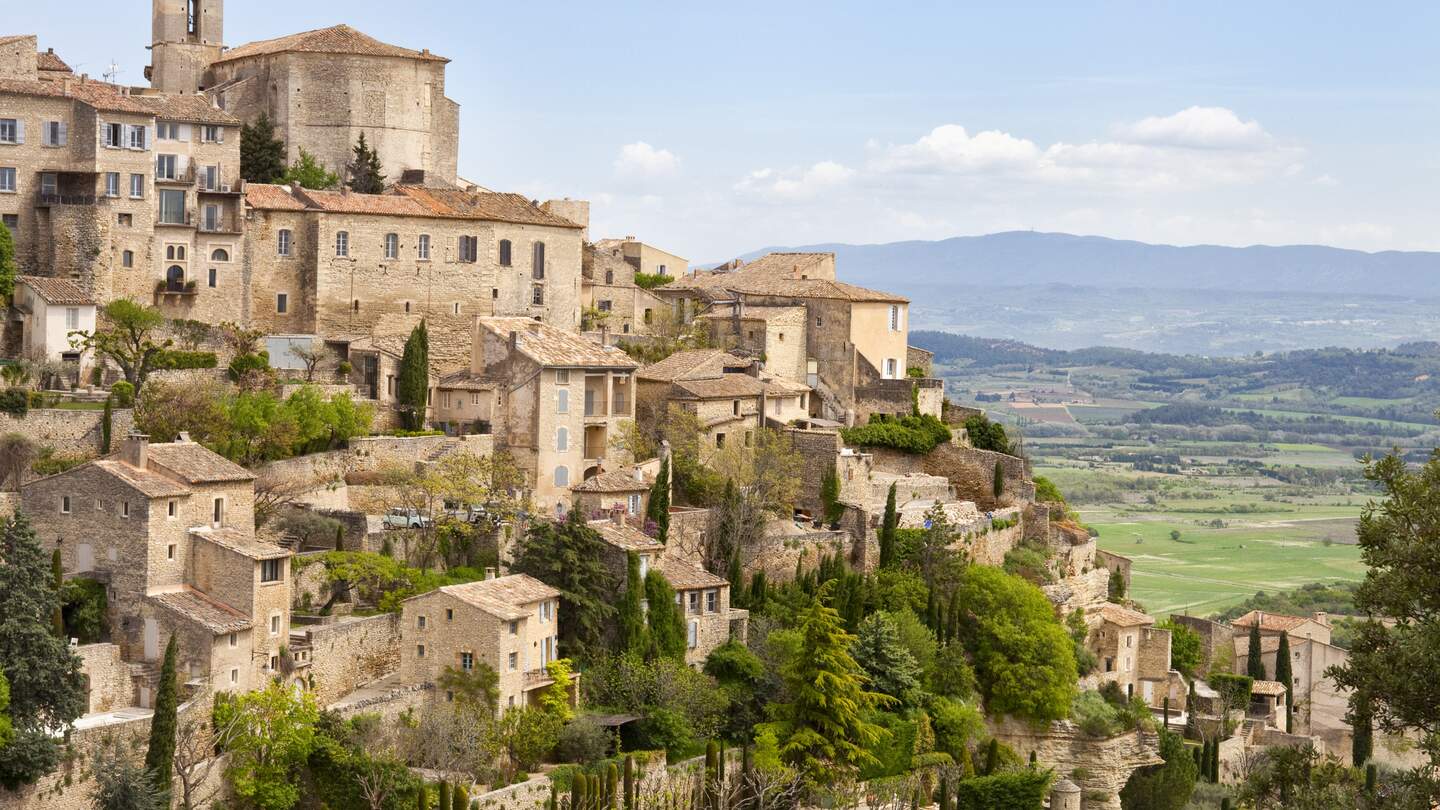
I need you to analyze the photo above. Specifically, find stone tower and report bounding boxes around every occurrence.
[147,0,224,93]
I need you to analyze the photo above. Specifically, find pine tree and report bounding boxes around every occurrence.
[396,320,430,430]
[144,636,178,800]
[644,569,686,662]
[1274,631,1293,733]
[1246,623,1266,681]
[511,509,618,656]
[758,580,892,785]
[647,458,671,543]
[50,549,64,638]
[240,113,286,183]
[279,148,339,189]
[878,483,898,568]
[346,132,386,193]
[101,395,113,454]
[618,552,649,655]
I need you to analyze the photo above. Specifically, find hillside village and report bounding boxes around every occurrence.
[0,5,1409,810]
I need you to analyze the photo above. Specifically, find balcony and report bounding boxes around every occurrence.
[154,166,196,186]
[197,181,241,195]
[156,210,194,228]
[522,668,555,690]
[198,216,241,234]
[35,193,100,207]
[154,279,198,297]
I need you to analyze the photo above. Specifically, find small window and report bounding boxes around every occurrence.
[167,544,176,560]
[687,619,699,648]
[554,466,569,487]
[453,302,461,315]
[0,168,14,193]
[715,433,726,448]
[228,632,237,648]
[889,305,900,331]
[211,247,229,262]
[509,620,518,635]
[498,239,512,266]
[212,497,224,526]
[556,426,568,452]
[556,388,569,413]
[168,500,176,517]
[732,400,740,416]
[816,316,823,327]
[445,608,454,622]
[276,293,288,314]
[0,119,17,144]
[384,233,398,259]
[706,589,718,613]
[260,558,283,583]
[61,496,71,514]
[130,174,144,198]
[628,494,642,514]
[555,369,570,385]
[458,235,478,263]
[208,268,217,288]
[418,234,430,260]
[605,270,614,284]
[335,231,349,257]
[532,242,546,279]
[270,614,281,635]
[532,285,544,306]
[418,615,427,629]
[121,501,130,518]
[202,125,222,143]
[65,307,79,330]
[230,668,238,684]
[104,172,119,197]
[460,651,474,671]
[688,591,700,613]
[508,652,518,670]
[277,229,292,256]
[118,213,133,227]
[417,644,426,659]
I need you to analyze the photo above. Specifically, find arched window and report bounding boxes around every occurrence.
[556,427,568,452]
[210,247,229,262]
[384,233,398,259]
[532,242,545,279]
[166,265,185,290]
[554,466,569,487]
[498,239,512,267]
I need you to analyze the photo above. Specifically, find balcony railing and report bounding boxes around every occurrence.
[36,193,98,206]
[199,217,240,234]
[155,280,199,296]
[157,210,193,227]
[154,166,196,185]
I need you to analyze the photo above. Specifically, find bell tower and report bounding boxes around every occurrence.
[147,0,224,93]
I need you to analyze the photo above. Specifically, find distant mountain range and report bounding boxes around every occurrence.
[726,231,1440,298]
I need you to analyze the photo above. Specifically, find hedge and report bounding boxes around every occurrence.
[154,350,218,370]
[953,770,1053,810]
[840,413,951,454]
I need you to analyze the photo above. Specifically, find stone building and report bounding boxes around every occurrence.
[22,433,291,704]
[13,275,94,363]
[456,316,637,516]
[698,304,808,385]
[571,461,658,519]
[596,236,687,278]
[1086,603,1176,709]
[1230,612,1349,737]
[636,348,812,451]
[398,573,564,714]
[242,183,585,368]
[581,240,670,337]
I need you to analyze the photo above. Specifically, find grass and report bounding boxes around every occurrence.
[48,401,108,411]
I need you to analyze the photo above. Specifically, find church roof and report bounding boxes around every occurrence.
[213,24,448,65]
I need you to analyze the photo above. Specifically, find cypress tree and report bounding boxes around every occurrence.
[820,465,842,526]
[619,552,649,655]
[101,395,113,454]
[240,113,286,183]
[957,743,974,779]
[1365,763,1377,794]
[748,569,767,609]
[925,587,939,633]
[727,554,744,608]
[992,460,1005,499]
[50,549,64,638]
[944,590,959,643]
[438,780,450,810]
[0,217,15,302]
[549,783,558,810]
[606,763,619,810]
[1210,739,1220,783]
[396,320,430,430]
[334,523,345,553]
[1351,691,1373,766]
[644,570,686,661]
[936,778,948,810]
[1274,631,1293,733]
[143,635,179,799]
[1246,622,1266,680]
[1185,678,1199,738]
[454,783,469,810]
[1028,750,1037,768]
[1162,696,1170,730]
[1220,800,1231,810]
[623,755,635,810]
[647,458,670,543]
[572,773,585,810]
[983,737,999,775]
[417,782,427,810]
[879,483,898,568]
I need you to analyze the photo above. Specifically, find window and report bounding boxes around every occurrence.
[260,558,283,583]
[732,400,740,416]
[335,231,349,257]
[130,173,144,198]
[128,125,147,149]
[120,249,134,268]
[157,122,179,140]
[155,154,177,179]
[0,167,13,192]
[40,173,57,195]
[211,247,229,262]
[167,501,177,520]
[889,305,900,331]
[554,466,569,487]
[531,242,547,279]
[61,496,70,514]
[687,619,699,648]
[885,359,898,379]
[555,369,570,384]
[166,244,186,261]
[103,122,122,147]
[417,234,430,260]
[509,620,519,635]
[277,229,292,256]
[556,388,569,414]
[446,608,454,622]
[605,270,613,284]
[597,300,611,312]
[460,651,474,671]
[532,285,544,306]
[416,644,426,659]
[202,125,222,143]
[498,239,512,266]
[627,494,641,514]
[417,615,427,629]
[384,233,398,259]
[228,632,237,648]
[706,590,718,613]
[658,264,667,275]
[104,172,119,197]
[0,118,20,144]
[208,268,217,287]
[508,652,518,671]
[158,189,186,224]
[688,591,700,614]
[715,432,726,448]
[167,543,176,560]
[276,293,288,314]
[453,302,461,315]
[65,307,79,330]
[122,501,130,518]
[556,427,568,452]
[1,214,16,230]
[458,235,478,263]
[202,204,220,231]
[201,164,219,191]
[212,497,224,526]
[230,668,238,684]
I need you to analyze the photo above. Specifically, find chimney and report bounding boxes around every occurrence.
[484,567,496,580]
[121,433,149,468]
[509,330,519,352]
[599,325,609,344]
[1313,611,1329,626]
[611,510,625,527]
[634,466,644,482]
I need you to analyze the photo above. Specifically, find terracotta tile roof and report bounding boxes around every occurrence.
[590,521,665,552]
[192,527,291,560]
[1098,603,1155,627]
[657,558,728,591]
[760,375,810,395]
[19,275,93,305]
[428,574,559,620]
[699,305,805,322]
[671,374,766,400]
[437,370,500,391]
[1231,611,1319,633]
[0,77,153,115]
[245,184,308,211]
[573,466,653,493]
[151,588,252,634]
[146,441,255,484]
[1250,680,1288,697]
[636,350,754,383]
[132,93,239,125]
[393,186,583,229]
[296,188,433,217]
[90,459,191,498]
[730,252,835,279]
[679,252,906,304]
[37,50,70,73]
[477,318,637,369]
[213,24,449,65]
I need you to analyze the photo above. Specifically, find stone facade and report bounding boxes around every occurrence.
[987,718,1163,810]
[300,612,402,706]
[0,405,134,460]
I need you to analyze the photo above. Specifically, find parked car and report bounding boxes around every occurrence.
[383,508,432,529]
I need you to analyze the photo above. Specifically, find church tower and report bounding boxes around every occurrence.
[147,0,224,93]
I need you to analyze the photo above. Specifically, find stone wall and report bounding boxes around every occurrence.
[963,517,1025,567]
[302,612,402,706]
[1044,567,1112,618]
[76,642,136,714]
[783,426,842,516]
[864,443,1033,510]
[987,718,1162,810]
[1095,550,1132,593]
[0,406,135,459]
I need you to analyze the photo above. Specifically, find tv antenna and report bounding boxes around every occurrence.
[103,60,121,84]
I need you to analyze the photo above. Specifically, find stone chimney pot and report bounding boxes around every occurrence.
[122,433,149,468]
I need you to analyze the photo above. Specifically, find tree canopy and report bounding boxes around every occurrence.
[240,113,286,184]
[510,510,617,657]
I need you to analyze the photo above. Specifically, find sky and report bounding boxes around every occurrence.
[12,1,1440,262]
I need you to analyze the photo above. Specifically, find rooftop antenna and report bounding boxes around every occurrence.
[102,60,121,84]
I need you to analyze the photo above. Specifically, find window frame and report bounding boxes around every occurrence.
[384,232,399,259]
[335,230,349,257]
[277,229,293,257]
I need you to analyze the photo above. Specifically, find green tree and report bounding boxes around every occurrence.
[1246,623,1266,681]
[102,394,114,454]
[647,457,670,543]
[0,219,15,302]
[1350,690,1373,767]
[50,548,64,637]
[1274,631,1293,733]
[879,483,898,568]
[213,683,320,810]
[992,460,1005,499]
[510,509,617,656]
[539,658,576,722]
[759,581,893,786]
[240,113,287,184]
[644,569,686,662]
[396,321,430,430]
[436,661,498,714]
[1157,619,1203,677]
[497,707,562,782]
[144,636,179,801]
[852,611,923,707]
[0,672,11,751]
[71,300,173,389]
[346,132,386,194]
[0,511,86,789]
[279,148,339,190]
[1120,730,1197,810]
[953,566,1077,723]
[618,552,649,655]
[1108,567,1127,602]
[91,734,164,810]
[820,465,842,526]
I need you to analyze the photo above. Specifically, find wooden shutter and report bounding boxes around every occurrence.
[14,120,23,144]
[56,121,67,146]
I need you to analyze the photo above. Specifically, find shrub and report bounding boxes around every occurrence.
[952,770,1052,810]
[109,381,135,407]
[632,707,694,759]
[32,447,86,476]
[227,351,270,382]
[153,350,218,370]
[1033,476,1064,504]
[0,387,26,417]
[632,271,672,290]
[963,414,1013,454]
[555,716,610,764]
[840,413,951,454]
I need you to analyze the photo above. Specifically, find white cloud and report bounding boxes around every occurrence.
[1311,173,1339,186]
[1113,106,1270,150]
[870,125,1041,173]
[613,142,679,178]
[734,161,855,200]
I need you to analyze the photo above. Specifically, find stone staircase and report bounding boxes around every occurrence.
[127,660,161,708]
[424,438,462,463]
